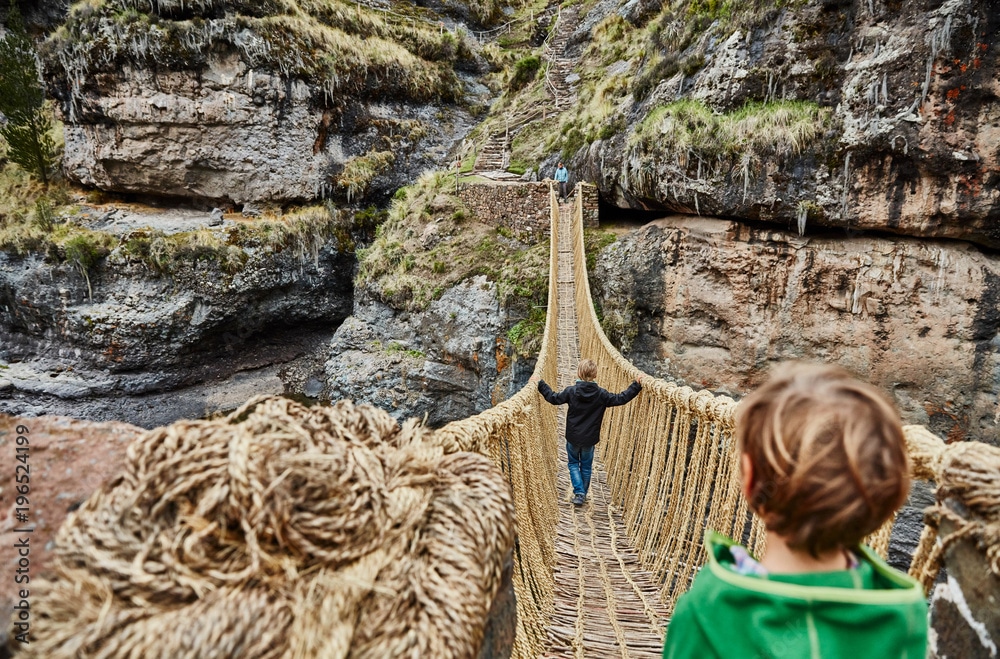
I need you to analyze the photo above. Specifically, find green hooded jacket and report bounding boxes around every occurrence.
[663,530,928,659]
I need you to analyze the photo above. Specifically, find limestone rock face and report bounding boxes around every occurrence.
[324,277,529,427]
[60,58,321,205]
[42,5,485,206]
[1,244,352,371]
[51,53,467,205]
[0,237,353,426]
[592,215,1000,444]
[581,0,1000,247]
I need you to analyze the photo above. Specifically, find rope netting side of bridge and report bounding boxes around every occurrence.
[564,184,985,609]
[567,188,762,614]
[434,187,565,658]
[430,183,998,657]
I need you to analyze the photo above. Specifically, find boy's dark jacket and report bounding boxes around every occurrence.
[537,379,641,447]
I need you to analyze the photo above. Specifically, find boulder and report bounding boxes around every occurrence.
[324,276,527,427]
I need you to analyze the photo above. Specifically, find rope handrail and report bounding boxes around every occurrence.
[435,184,562,657]
[469,6,558,42]
[541,9,562,108]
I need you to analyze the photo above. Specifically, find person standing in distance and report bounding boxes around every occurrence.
[554,162,569,202]
[531,359,643,505]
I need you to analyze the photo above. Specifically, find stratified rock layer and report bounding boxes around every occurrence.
[56,55,464,205]
[42,3,485,206]
[592,215,1000,444]
[0,231,353,426]
[581,0,1000,247]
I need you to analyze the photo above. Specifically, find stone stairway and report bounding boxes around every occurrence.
[542,203,669,658]
[472,5,580,175]
[473,130,509,173]
[544,6,579,111]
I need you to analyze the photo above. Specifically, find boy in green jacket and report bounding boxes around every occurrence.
[663,362,928,659]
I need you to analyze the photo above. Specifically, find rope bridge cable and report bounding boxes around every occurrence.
[904,426,1000,592]
[428,182,983,655]
[435,185,564,658]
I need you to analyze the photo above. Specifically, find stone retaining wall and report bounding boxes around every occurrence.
[457,183,551,242]
[579,183,599,228]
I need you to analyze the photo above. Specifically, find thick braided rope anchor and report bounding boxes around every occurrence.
[905,425,1000,592]
[18,396,515,658]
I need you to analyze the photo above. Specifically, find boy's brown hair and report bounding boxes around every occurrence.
[578,359,598,381]
[736,362,910,557]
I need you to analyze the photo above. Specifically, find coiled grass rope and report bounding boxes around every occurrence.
[22,396,515,659]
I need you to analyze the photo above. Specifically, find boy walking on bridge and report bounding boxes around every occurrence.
[532,359,642,506]
[663,362,928,658]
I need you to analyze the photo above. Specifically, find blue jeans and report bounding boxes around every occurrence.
[566,442,594,497]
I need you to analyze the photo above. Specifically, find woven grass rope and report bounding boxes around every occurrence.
[907,434,1000,592]
[22,396,515,658]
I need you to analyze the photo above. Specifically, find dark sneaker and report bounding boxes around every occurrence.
[572,494,585,506]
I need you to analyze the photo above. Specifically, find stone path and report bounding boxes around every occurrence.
[74,203,235,236]
[473,4,580,175]
[542,203,669,658]
[543,5,579,111]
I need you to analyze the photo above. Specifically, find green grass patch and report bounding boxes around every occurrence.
[631,99,830,161]
[506,305,546,356]
[356,170,549,314]
[510,54,541,90]
[386,341,426,359]
[584,228,618,274]
[337,150,396,202]
[1,162,353,281]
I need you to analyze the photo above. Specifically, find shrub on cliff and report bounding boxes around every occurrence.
[0,4,57,184]
[509,54,540,90]
[356,170,548,327]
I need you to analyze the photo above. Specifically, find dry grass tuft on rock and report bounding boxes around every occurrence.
[44,0,474,117]
[18,396,515,658]
[356,171,549,313]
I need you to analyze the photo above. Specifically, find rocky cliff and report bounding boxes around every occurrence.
[309,172,547,426]
[592,215,1000,444]
[493,0,1000,445]
[539,0,1000,247]
[0,207,354,427]
[0,0,68,33]
[40,0,493,206]
[322,278,528,427]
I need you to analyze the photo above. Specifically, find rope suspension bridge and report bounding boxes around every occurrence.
[23,184,996,658]
[435,184,977,658]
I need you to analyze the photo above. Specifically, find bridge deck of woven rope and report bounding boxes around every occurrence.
[541,203,668,658]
